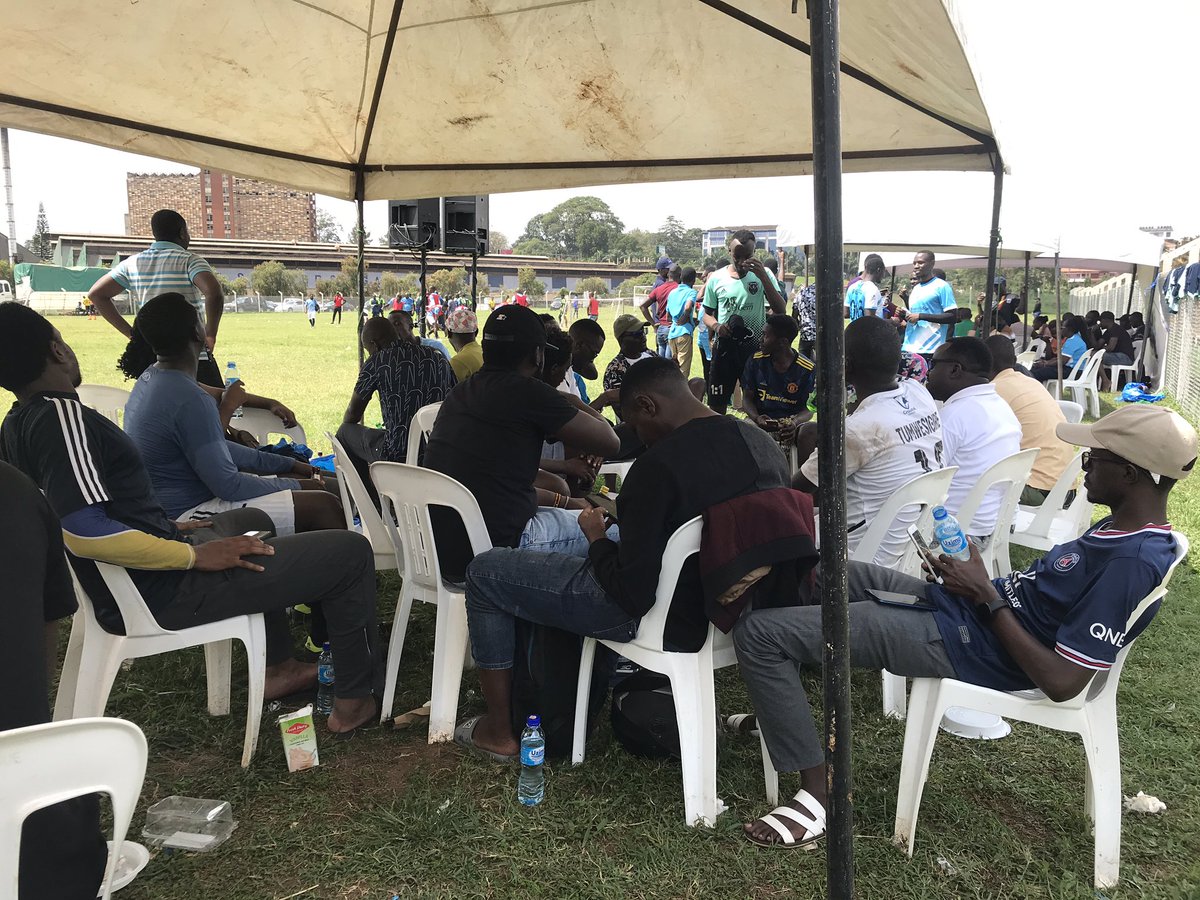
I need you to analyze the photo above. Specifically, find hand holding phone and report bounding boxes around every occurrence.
[908,526,944,585]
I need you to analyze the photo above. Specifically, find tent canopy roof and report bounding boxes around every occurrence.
[0,0,995,199]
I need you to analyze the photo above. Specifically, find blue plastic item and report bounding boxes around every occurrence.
[1119,383,1165,404]
[311,453,336,472]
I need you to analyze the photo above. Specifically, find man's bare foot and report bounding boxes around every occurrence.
[469,712,520,757]
[328,696,378,733]
[744,789,828,847]
[264,659,317,700]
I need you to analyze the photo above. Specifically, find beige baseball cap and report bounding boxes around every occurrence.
[1057,405,1198,482]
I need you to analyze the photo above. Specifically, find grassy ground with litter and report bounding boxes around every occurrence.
[45,311,1200,899]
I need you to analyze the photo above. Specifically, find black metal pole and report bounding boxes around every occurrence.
[472,249,479,311]
[355,171,366,368]
[889,265,897,298]
[418,243,428,338]
[1022,251,1031,350]
[1055,252,1063,385]
[811,1,852,897]
[1124,263,1137,317]
[981,153,1004,337]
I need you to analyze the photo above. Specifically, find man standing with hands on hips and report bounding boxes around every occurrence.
[703,229,787,414]
[899,250,958,360]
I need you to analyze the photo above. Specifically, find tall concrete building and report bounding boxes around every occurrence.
[126,170,316,242]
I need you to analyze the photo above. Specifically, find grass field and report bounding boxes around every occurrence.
[37,311,1200,899]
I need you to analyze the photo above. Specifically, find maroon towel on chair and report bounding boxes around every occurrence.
[699,487,819,632]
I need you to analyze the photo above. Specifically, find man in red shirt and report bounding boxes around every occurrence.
[332,292,344,325]
[587,292,600,320]
[639,263,681,359]
[513,290,529,307]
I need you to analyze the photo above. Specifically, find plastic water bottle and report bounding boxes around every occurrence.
[316,642,334,715]
[517,714,545,806]
[224,361,243,419]
[932,506,971,561]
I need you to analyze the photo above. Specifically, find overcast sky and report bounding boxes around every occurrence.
[5,0,1198,249]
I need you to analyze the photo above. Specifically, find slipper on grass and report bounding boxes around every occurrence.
[744,789,826,850]
[453,715,517,764]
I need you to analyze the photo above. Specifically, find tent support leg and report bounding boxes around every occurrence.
[355,171,366,368]
[472,250,479,311]
[1055,252,1063,384]
[1124,263,1137,317]
[1022,251,1031,350]
[419,244,428,338]
[810,1,853,897]
[982,153,1004,336]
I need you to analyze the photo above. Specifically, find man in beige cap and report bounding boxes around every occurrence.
[734,403,1194,849]
[594,314,654,415]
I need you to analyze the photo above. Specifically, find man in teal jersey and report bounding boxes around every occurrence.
[899,250,958,357]
[702,229,786,414]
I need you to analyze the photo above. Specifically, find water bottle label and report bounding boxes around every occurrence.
[941,533,966,554]
[521,745,544,766]
[317,663,334,685]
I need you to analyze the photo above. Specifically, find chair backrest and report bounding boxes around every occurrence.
[953,448,1038,539]
[370,462,492,593]
[1074,350,1105,387]
[236,407,307,445]
[1056,400,1084,424]
[325,431,394,563]
[75,384,131,428]
[1061,349,1093,384]
[1132,339,1146,365]
[405,401,443,465]
[0,717,147,900]
[1027,337,1046,358]
[1018,450,1092,539]
[624,516,704,647]
[850,467,957,569]
[74,560,171,636]
[1080,531,1189,705]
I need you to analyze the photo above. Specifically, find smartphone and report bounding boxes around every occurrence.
[866,589,935,610]
[907,526,944,585]
[242,530,272,541]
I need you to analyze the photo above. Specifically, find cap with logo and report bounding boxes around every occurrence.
[655,256,674,271]
[1056,405,1198,482]
[482,303,546,347]
[613,313,651,340]
[446,307,478,334]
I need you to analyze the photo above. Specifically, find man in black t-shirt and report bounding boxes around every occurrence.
[1097,310,1136,390]
[426,305,619,581]
[455,357,791,762]
[1,460,107,899]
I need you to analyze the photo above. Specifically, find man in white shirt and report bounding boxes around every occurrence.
[844,253,886,321]
[926,337,1022,538]
[793,316,944,566]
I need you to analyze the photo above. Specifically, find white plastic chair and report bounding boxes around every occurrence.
[405,401,443,464]
[76,384,131,428]
[1106,339,1146,392]
[1016,337,1046,368]
[236,407,307,445]
[0,717,147,900]
[893,532,1189,889]
[1057,399,1084,424]
[370,462,492,741]
[850,467,957,720]
[325,431,397,571]
[952,448,1038,578]
[1007,451,1093,558]
[572,516,737,827]
[1051,351,1104,418]
[55,562,266,768]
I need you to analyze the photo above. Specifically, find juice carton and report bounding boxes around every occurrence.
[277,704,319,772]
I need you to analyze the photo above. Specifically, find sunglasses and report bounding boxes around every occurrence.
[1081,450,1127,471]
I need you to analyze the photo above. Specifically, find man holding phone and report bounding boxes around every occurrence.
[734,404,1195,850]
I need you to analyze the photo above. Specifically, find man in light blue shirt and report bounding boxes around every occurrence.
[900,250,958,356]
[665,267,698,376]
[1032,317,1089,383]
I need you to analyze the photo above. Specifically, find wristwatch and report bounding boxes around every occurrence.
[977,595,1010,622]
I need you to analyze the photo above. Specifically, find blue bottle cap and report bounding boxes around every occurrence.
[322,642,330,650]
[527,714,541,727]
[932,506,947,519]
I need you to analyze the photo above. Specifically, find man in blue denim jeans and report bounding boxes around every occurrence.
[454,356,789,761]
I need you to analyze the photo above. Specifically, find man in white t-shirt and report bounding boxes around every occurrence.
[926,336,1022,538]
[793,316,944,566]
[844,253,887,321]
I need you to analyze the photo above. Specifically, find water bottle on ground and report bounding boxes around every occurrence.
[224,361,244,419]
[517,714,545,806]
[932,506,972,561]
[316,642,334,715]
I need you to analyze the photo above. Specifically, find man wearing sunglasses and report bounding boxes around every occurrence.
[734,404,1194,849]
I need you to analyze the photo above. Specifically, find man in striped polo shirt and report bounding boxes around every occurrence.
[88,209,226,387]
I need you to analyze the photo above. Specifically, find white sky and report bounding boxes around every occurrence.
[5,0,1199,249]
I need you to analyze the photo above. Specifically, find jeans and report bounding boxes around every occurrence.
[656,324,672,359]
[335,422,388,507]
[519,507,618,556]
[465,549,638,669]
[734,561,956,772]
[1102,351,1132,366]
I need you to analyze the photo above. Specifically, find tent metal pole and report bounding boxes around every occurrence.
[418,244,428,338]
[1,128,16,265]
[1124,263,1137,317]
[1022,251,1031,350]
[355,170,366,368]
[810,1,853,896]
[1055,252,1062,385]
[889,265,897,297]
[982,154,1004,336]
[472,249,479,310]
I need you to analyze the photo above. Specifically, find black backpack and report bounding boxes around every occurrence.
[509,620,614,760]
[610,670,680,760]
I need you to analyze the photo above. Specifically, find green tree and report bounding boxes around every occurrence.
[230,275,249,295]
[250,260,306,298]
[315,208,342,242]
[615,272,656,297]
[656,216,703,266]
[380,271,420,298]
[575,276,609,297]
[511,236,558,257]
[516,196,625,260]
[0,259,13,287]
[488,230,510,254]
[28,202,52,261]
[215,274,234,296]
[517,266,546,298]
[608,228,657,264]
[428,267,468,298]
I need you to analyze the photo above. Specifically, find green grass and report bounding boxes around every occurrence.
[42,312,1200,899]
